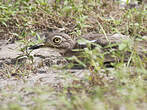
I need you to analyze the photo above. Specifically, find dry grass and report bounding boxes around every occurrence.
[0,0,147,110]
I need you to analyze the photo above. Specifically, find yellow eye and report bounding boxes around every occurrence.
[52,36,62,44]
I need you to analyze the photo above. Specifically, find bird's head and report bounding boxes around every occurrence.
[42,32,76,54]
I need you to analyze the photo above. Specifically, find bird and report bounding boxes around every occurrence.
[29,32,146,67]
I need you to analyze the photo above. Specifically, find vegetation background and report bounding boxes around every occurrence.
[0,0,146,110]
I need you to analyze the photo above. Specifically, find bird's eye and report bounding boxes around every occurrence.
[52,36,62,44]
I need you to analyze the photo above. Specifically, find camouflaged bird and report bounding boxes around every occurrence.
[29,32,147,63]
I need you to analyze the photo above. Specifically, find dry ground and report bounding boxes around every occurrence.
[0,0,147,110]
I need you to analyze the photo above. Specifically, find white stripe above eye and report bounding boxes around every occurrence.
[53,35,62,39]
